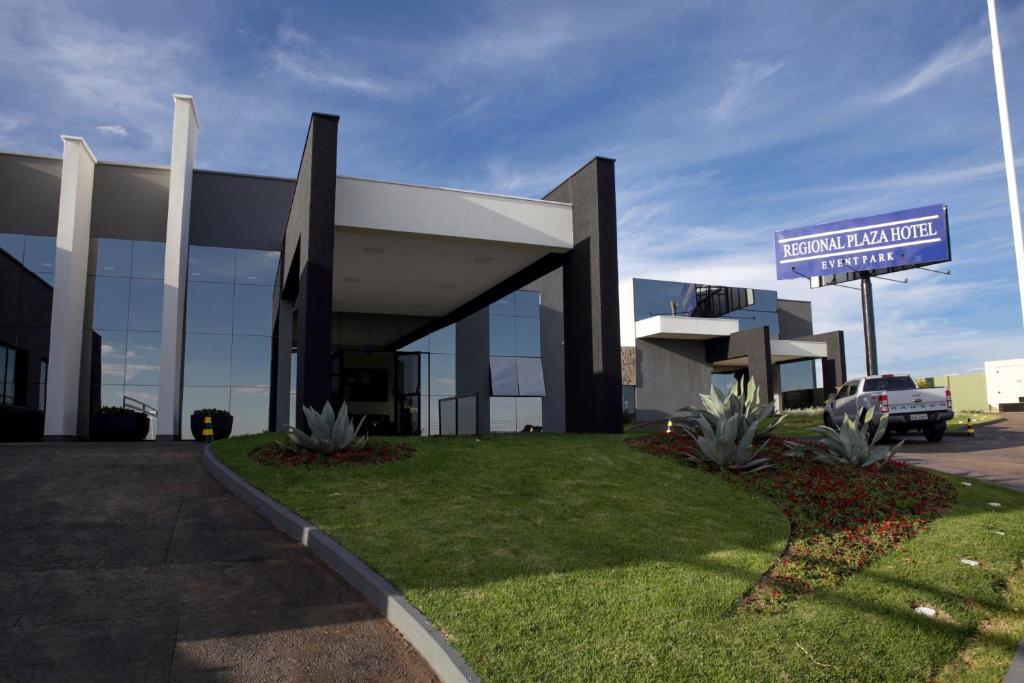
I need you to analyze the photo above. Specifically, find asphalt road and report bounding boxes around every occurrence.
[0,441,436,682]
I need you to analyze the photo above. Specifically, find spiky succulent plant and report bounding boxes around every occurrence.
[787,407,901,467]
[682,379,784,472]
[288,401,367,455]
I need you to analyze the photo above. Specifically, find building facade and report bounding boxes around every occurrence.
[0,96,622,440]
[621,278,846,423]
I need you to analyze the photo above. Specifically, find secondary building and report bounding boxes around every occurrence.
[620,278,847,423]
[0,96,622,440]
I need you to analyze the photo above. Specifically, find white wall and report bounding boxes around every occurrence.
[985,358,1024,409]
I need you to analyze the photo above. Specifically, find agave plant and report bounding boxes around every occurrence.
[682,379,784,472]
[288,401,367,455]
[788,407,901,467]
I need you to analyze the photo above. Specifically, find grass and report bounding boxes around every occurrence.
[215,433,1024,682]
[776,408,1003,437]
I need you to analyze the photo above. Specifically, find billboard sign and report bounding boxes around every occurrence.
[774,204,950,281]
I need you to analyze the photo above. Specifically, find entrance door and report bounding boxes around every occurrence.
[395,352,422,436]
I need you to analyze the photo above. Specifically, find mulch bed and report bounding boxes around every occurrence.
[628,431,957,612]
[250,440,415,467]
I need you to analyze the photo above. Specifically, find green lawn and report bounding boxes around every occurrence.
[215,433,1024,682]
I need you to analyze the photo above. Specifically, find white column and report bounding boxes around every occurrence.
[44,136,97,439]
[156,95,200,440]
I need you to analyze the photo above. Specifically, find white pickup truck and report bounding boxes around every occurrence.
[824,374,954,442]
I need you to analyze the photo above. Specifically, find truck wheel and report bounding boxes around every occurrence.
[923,425,945,442]
[823,413,834,429]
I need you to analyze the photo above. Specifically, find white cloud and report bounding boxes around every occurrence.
[270,48,389,95]
[96,124,128,136]
[711,61,785,121]
[873,35,988,104]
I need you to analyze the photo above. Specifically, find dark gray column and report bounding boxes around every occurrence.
[455,308,490,434]
[544,158,622,433]
[706,326,775,404]
[280,113,338,431]
[795,331,847,394]
[535,269,566,433]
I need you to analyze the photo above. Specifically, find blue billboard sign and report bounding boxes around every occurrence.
[774,204,950,281]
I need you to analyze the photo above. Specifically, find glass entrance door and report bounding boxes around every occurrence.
[395,352,421,436]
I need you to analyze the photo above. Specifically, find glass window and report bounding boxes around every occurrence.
[514,317,541,357]
[90,276,130,331]
[100,385,125,409]
[184,333,232,386]
[188,245,235,283]
[863,376,917,392]
[428,324,455,355]
[38,360,47,409]
[516,357,545,396]
[182,386,230,422]
[490,295,515,317]
[93,239,133,277]
[230,386,270,436]
[429,353,456,396]
[516,397,543,431]
[232,285,273,336]
[399,335,428,353]
[124,331,161,385]
[489,356,518,396]
[0,344,14,404]
[23,236,55,274]
[131,241,165,279]
[489,315,515,356]
[231,335,272,387]
[234,250,278,285]
[186,281,234,334]
[97,330,128,385]
[123,385,158,412]
[0,234,25,266]
[0,273,19,326]
[489,397,516,432]
[514,290,540,317]
[127,279,163,332]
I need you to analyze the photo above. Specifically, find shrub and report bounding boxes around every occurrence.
[288,401,366,455]
[93,405,146,416]
[681,379,785,472]
[787,407,901,467]
[192,407,231,417]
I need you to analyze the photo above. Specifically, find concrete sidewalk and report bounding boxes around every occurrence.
[0,441,436,682]
[896,413,1024,492]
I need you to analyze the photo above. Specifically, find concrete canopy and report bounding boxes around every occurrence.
[635,315,740,341]
[712,338,828,370]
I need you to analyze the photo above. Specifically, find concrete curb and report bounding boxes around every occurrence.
[201,445,480,683]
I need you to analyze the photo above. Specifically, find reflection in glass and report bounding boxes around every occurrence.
[489,316,515,356]
[516,357,545,396]
[514,290,540,317]
[23,236,56,274]
[127,278,163,331]
[100,385,125,409]
[233,285,273,336]
[489,357,518,396]
[131,241,165,279]
[428,324,455,355]
[429,353,455,396]
[489,397,516,432]
[97,331,128,384]
[230,386,270,436]
[181,386,230,421]
[514,317,541,357]
[231,335,272,387]
[186,281,233,334]
[93,239,132,276]
[234,250,278,285]
[0,233,25,265]
[188,245,235,283]
[183,333,231,386]
[125,331,161,385]
[516,397,543,431]
[490,295,514,317]
[0,276,18,325]
[91,276,130,330]
[123,385,158,411]
[399,336,428,353]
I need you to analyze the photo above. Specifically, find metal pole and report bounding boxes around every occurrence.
[861,273,879,375]
[988,0,1024,329]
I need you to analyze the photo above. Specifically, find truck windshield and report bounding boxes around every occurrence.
[863,377,917,392]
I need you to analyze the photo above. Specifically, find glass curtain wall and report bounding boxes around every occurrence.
[181,245,278,437]
[489,290,544,432]
[398,324,455,435]
[86,239,165,436]
[0,233,55,413]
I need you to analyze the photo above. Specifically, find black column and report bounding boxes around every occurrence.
[285,113,339,431]
[795,331,847,394]
[544,158,622,433]
[706,327,775,405]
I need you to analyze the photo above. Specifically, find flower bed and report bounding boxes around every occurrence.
[249,440,414,467]
[628,431,957,612]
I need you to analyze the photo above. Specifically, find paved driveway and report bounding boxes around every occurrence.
[0,441,436,682]
[896,413,1024,491]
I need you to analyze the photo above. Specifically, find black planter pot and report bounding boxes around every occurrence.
[0,406,45,442]
[90,412,150,441]
[190,413,234,441]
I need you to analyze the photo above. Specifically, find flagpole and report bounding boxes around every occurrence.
[988,0,1024,328]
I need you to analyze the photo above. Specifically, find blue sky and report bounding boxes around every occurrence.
[2,0,1023,379]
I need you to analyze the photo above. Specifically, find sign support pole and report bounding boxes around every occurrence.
[988,0,1024,329]
[860,273,879,375]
